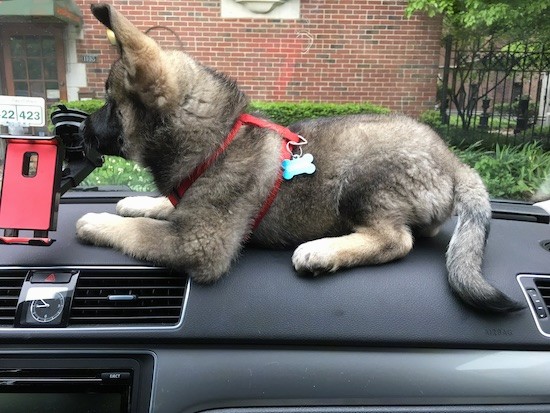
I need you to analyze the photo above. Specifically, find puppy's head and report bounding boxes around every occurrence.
[82,3,179,160]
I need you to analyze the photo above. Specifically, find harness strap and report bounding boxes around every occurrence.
[168,114,302,229]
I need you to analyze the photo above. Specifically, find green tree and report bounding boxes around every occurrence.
[407,0,550,134]
[406,0,550,42]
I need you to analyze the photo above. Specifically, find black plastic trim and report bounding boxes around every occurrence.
[60,190,150,204]
[203,407,550,413]
[491,201,549,223]
[150,348,550,412]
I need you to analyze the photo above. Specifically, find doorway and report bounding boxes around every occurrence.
[0,24,67,104]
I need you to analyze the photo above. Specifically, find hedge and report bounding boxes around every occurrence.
[56,100,549,200]
[248,101,390,125]
[54,99,390,126]
[453,142,550,201]
[57,99,389,192]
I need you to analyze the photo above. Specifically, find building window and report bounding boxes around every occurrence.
[0,25,67,104]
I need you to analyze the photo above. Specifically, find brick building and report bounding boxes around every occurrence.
[0,0,442,117]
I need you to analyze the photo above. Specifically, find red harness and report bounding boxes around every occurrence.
[167,114,302,229]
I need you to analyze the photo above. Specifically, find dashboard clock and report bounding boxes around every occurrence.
[29,292,65,323]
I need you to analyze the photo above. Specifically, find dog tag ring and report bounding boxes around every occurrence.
[282,135,316,180]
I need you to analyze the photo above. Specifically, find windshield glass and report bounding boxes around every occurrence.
[0,0,548,202]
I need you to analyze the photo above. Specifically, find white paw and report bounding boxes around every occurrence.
[76,212,123,246]
[292,239,339,275]
[116,196,152,217]
[116,196,173,219]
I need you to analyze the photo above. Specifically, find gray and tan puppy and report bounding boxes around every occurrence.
[77,3,523,313]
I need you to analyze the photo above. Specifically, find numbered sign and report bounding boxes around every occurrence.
[0,95,46,127]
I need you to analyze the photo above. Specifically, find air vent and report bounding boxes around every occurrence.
[70,269,187,326]
[534,278,550,306]
[0,271,26,326]
[518,274,550,337]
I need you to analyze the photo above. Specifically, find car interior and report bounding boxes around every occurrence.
[0,183,549,412]
[1,1,550,413]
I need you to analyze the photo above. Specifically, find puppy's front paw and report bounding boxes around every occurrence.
[116,196,147,217]
[116,196,173,219]
[76,212,123,246]
[292,239,339,275]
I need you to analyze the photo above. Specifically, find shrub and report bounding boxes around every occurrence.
[60,100,549,200]
[493,99,538,121]
[420,109,550,151]
[80,156,156,192]
[418,109,443,130]
[249,101,390,125]
[454,142,550,200]
[58,100,388,192]
[56,99,106,114]
[57,99,390,125]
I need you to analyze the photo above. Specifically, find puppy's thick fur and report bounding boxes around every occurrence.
[77,4,523,313]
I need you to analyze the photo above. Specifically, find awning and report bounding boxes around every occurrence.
[0,0,82,26]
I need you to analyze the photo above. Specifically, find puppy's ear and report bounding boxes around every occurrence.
[91,3,178,110]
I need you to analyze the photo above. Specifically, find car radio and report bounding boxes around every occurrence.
[0,355,153,413]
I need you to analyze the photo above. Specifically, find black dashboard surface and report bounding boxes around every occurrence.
[0,198,549,348]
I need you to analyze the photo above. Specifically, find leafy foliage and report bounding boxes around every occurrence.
[81,156,156,192]
[454,142,550,200]
[55,100,389,127]
[62,100,549,200]
[419,108,550,150]
[63,100,388,192]
[418,109,444,130]
[405,0,550,42]
[249,101,390,125]
[89,141,550,201]
[54,99,105,114]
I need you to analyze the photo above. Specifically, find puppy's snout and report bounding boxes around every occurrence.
[79,105,125,158]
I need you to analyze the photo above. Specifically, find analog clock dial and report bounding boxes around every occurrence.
[30,292,65,323]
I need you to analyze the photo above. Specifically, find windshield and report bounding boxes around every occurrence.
[0,0,548,203]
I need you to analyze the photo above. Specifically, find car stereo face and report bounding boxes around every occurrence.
[0,356,153,413]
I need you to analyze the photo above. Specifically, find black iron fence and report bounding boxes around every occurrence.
[439,37,550,148]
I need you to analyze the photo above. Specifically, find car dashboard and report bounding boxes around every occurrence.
[0,194,550,413]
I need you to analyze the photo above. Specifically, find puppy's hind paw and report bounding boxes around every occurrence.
[292,239,339,276]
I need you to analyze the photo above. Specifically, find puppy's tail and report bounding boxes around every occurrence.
[446,165,525,313]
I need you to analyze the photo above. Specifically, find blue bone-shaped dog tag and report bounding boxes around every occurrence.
[282,153,316,180]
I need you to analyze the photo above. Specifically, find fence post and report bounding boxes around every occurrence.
[479,98,491,129]
[515,96,530,134]
[440,36,452,125]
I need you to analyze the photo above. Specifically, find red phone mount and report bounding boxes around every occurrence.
[0,105,103,246]
[0,135,63,246]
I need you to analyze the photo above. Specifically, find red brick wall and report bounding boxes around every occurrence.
[75,0,442,117]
